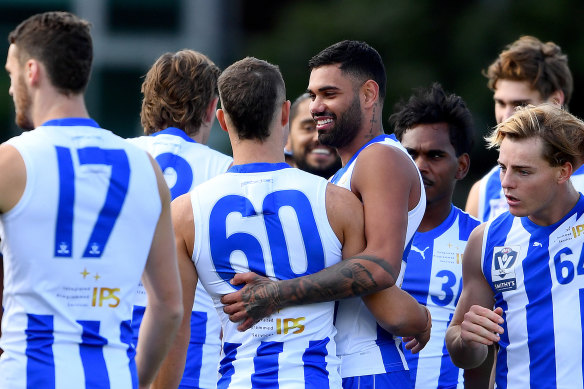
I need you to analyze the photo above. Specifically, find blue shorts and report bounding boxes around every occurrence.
[342,370,413,389]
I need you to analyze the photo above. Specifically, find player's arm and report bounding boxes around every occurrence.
[465,179,481,218]
[0,143,26,356]
[0,253,3,356]
[363,286,431,353]
[445,224,504,369]
[135,157,184,389]
[151,193,197,389]
[348,143,418,283]
[463,343,496,389]
[325,182,429,348]
[222,146,420,331]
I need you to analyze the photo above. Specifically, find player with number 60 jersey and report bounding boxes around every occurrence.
[153,57,367,388]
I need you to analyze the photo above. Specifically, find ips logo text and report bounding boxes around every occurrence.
[276,317,305,334]
[92,287,120,307]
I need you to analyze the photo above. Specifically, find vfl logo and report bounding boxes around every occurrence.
[492,246,520,293]
[411,245,430,260]
[494,247,517,276]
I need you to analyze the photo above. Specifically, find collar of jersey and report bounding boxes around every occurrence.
[41,117,100,128]
[330,133,395,184]
[152,127,196,143]
[415,204,457,239]
[228,162,291,173]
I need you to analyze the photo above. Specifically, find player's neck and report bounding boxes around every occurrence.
[33,92,89,127]
[418,201,453,232]
[527,185,580,226]
[231,140,285,165]
[338,124,384,166]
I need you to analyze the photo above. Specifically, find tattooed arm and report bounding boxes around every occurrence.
[222,145,422,331]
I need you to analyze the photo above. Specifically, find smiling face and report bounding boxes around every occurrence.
[400,122,466,210]
[6,44,34,130]
[307,65,363,150]
[498,136,562,222]
[289,98,341,178]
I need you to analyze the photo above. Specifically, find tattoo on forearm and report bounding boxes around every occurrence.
[277,254,397,309]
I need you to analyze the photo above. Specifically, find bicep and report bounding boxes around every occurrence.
[352,148,412,270]
[325,184,366,260]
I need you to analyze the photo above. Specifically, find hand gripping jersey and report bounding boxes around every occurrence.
[0,118,161,389]
[128,127,232,389]
[330,134,426,381]
[191,163,343,388]
[477,164,584,222]
[482,196,584,388]
[400,206,480,389]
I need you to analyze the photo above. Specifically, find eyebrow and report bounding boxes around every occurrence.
[494,98,532,105]
[306,85,341,94]
[498,161,532,169]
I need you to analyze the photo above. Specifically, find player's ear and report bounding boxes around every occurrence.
[557,161,573,184]
[548,89,565,106]
[216,109,228,132]
[26,59,41,87]
[361,80,379,109]
[455,153,471,180]
[281,100,291,127]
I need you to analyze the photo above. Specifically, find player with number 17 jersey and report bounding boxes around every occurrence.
[191,163,343,388]
[0,119,162,388]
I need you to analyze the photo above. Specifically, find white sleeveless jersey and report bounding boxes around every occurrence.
[330,134,426,379]
[0,118,161,389]
[191,163,343,388]
[128,127,232,388]
[481,196,584,388]
[401,206,480,389]
[477,164,584,222]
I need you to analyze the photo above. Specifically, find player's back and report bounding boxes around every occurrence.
[128,128,232,198]
[128,128,232,388]
[191,163,343,388]
[0,119,161,389]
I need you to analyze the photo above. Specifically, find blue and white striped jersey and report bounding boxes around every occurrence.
[128,127,232,388]
[401,206,480,389]
[191,163,343,388]
[0,118,161,389]
[477,164,584,222]
[330,134,425,383]
[482,195,584,388]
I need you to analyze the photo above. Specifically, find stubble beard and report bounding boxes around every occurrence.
[318,96,362,150]
[15,74,34,130]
